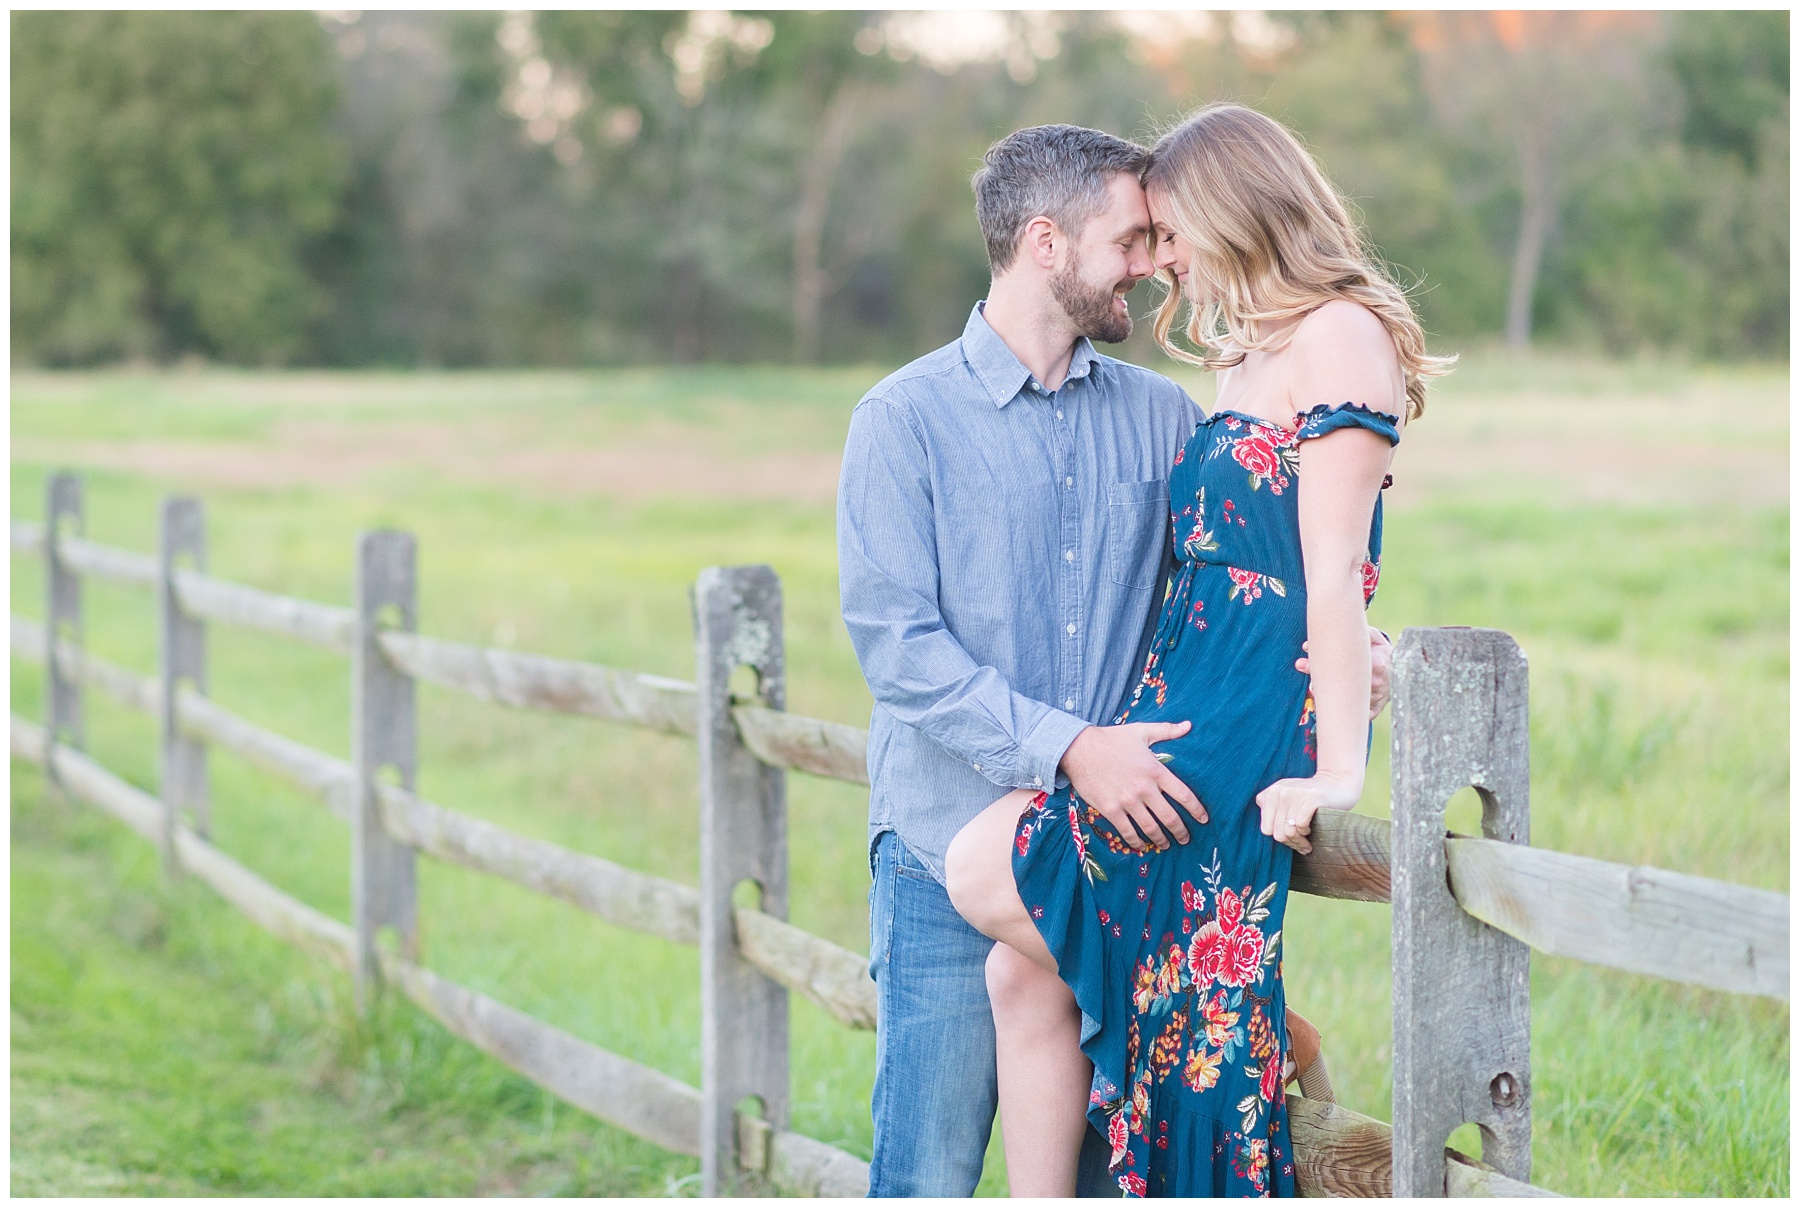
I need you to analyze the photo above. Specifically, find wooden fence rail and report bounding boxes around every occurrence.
[9,481,1789,1196]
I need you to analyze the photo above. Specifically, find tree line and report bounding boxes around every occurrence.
[10,10,1788,369]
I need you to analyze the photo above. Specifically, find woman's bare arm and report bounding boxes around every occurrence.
[1256,302,1402,852]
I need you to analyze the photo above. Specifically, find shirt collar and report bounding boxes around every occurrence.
[962,301,1104,409]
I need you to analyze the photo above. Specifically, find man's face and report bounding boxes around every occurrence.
[1049,172,1155,344]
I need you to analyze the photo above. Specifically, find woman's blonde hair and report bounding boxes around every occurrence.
[1144,103,1451,419]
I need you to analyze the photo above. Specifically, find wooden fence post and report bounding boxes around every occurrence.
[352,530,419,1008]
[1390,627,1533,1194]
[44,473,85,790]
[159,497,209,864]
[693,565,788,1196]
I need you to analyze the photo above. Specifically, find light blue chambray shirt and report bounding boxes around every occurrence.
[838,303,1202,882]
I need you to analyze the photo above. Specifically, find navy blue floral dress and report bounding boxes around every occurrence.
[1012,402,1399,1198]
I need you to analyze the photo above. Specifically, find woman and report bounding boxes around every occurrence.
[945,103,1452,1197]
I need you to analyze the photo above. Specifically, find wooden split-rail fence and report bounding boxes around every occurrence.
[8,472,1789,1197]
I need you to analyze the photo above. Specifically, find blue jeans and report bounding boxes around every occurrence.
[867,830,1117,1197]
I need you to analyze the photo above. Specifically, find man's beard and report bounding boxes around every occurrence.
[1050,248,1133,344]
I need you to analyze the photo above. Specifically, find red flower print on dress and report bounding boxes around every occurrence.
[1361,558,1380,603]
[1216,886,1243,932]
[1259,1054,1281,1103]
[1227,567,1263,603]
[1224,926,1266,985]
[1232,435,1281,480]
[1187,885,1268,988]
[1107,1110,1129,1167]
[1181,880,1204,913]
[1231,1136,1270,1193]
[1189,920,1229,984]
[1228,423,1300,493]
[1226,567,1286,604]
[1117,1172,1147,1197]
[1015,828,1030,857]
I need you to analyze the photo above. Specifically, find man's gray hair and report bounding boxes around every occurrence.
[972,124,1149,273]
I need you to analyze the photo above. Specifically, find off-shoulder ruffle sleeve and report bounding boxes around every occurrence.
[1294,400,1401,446]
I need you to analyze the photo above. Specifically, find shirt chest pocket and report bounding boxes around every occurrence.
[1106,479,1170,591]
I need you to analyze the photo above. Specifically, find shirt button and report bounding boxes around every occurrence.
[1064,698,1076,709]
[1034,776,1043,786]
[973,763,982,772]
[1064,476,1074,488]
[1066,622,1077,636]
[1056,410,1064,420]
[1064,549,1074,562]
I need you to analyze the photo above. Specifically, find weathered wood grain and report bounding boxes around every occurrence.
[1286,1097,1562,1198]
[173,568,356,654]
[732,704,869,785]
[375,947,704,1159]
[1292,809,1393,902]
[1289,1097,1394,1197]
[1446,1150,1563,1198]
[59,534,159,586]
[375,782,701,945]
[159,497,210,849]
[352,531,419,1004]
[377,630,700,735]
[1391,628,1534,1194]
[694,565,791,1194]
[737,1113,872,1197]
[1447,837,1788,1001]
[733,906,875,1031]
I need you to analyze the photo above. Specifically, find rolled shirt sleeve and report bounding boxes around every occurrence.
[839,396,1088,791]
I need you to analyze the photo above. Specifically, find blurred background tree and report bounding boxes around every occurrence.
[12,11,347,365]
[9,9,1789,368]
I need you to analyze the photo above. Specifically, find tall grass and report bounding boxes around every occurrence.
[10,357,1787,1196]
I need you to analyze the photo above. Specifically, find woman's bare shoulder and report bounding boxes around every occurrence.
[1292,298,1394,356]
[1288,299,1402,419]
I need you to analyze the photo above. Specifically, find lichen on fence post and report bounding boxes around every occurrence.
[693,565,789,1196]
[1390,627,1533,1194]
[44,473,85,790]
[159,497,210,864]
[352,530,420,1009]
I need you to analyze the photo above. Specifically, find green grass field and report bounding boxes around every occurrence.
[10,354,1789,1196]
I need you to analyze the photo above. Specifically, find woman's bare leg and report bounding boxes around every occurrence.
[987,943,1090,1196]
[946,791,1089,1197]
[944,790,1056,965]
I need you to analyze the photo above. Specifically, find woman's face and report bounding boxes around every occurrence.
[1147,187,1209,306]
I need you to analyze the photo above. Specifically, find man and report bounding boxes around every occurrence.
[836,125,1390,1196]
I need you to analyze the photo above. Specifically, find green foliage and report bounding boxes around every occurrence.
[9,12,1790,366]
[11,12,347,366]
[1669,11,1789,168]
[1543,11,1789,358]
